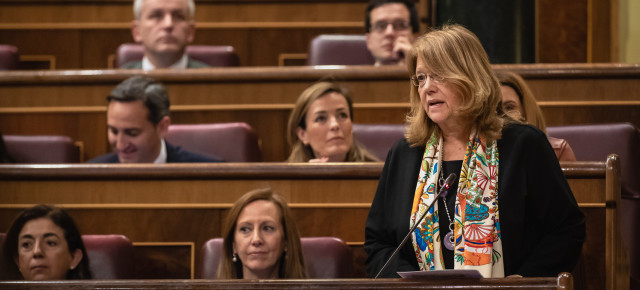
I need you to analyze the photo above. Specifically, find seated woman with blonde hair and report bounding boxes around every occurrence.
[287,81,380,162]
[496,71,576,161]
[217,188,308,279]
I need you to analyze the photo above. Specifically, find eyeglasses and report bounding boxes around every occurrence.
[371,20,411,33]
[411,73,445,87]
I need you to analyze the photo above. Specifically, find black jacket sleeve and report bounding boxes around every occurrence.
[364,139,422,277]
[498,124,586,276]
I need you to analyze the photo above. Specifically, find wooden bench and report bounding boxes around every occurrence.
[0,0,615,67]
[0,157,629,288]
[0,275,572,290]
[1,64,639,161]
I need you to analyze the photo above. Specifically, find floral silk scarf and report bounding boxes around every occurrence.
[410,132,504,278]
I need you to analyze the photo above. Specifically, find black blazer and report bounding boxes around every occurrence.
[364,123,585,278]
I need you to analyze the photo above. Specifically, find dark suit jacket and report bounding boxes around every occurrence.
[87,142,222,163]
[120,57,209,69]
[364,123,585,278]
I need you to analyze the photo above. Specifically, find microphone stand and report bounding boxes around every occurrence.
[374,173,457,278]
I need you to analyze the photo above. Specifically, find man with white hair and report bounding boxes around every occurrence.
[122,0,208,69]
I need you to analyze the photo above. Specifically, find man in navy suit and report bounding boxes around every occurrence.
[88,76,220,163]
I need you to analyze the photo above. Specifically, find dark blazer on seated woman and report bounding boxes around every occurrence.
[88,142,221,163]
[365,123,586,278]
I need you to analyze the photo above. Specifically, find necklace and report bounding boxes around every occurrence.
[438,142,456,251]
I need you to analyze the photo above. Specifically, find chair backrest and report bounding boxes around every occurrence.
[82,234,135,279]
[0,45,19,70]
[198,237,353,279]
[547,123,640,198]
[547,123,640,286]
[2,135,81,163]
[352,123,405,160]
[307,35,375,66]
[117,43,239,68]
[165,122,262,162]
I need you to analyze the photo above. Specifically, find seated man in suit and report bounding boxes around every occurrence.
[88,76,220,163]
[365,0,419,67]
[123,0,208,69]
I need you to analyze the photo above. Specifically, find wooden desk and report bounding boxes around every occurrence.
[0,275,572,290]
[0,158,629,289]
[0,0,376,68]
[1,64,639,161]
[0,0,615,67]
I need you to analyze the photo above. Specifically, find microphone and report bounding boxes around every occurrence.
[374,173,457,278]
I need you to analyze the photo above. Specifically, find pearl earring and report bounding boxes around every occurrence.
[232,253,238,262]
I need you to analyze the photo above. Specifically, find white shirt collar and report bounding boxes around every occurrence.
[142,54,189,71]
[153,139,168,164]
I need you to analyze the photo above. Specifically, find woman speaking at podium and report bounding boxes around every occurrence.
[364,25,585,278]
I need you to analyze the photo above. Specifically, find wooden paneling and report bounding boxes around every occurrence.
[0,27,365,68]
[2,65,639,107]
[0,276,570,290]
[589,0,615,62]
[0,0,617,67]
[1,64,639,161]
[133,243,193,279]
[1,103,638,162]
[536,0,616,62]
[0,105,411,161]
[537,0,588,62]
[0,67,411,107]
[0,1,370,24]
[540,102,640,127]
[0,0,372,67]
[0,160,628,288]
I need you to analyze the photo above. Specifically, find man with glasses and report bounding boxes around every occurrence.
[365,0,419,67]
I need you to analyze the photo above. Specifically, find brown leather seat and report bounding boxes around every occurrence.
[0,45,19,70]
[116,43,239,67]
[198,237,354,278]
[166,122,262,162]
[307,35,375,66]
[352,124,405,160]
[83,234,135,279]
[548,123,640,288]
[2,135,80,163]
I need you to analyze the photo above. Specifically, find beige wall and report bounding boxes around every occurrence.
[619,0,640,63]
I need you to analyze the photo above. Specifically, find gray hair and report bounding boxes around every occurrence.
[133,0,195,20]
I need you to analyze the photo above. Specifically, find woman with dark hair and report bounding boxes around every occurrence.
[365,25,585,278]
[1,205,91,280]
[217,188,307,279]
[287,81,379,162]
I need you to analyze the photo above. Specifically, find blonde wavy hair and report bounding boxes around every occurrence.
[405,25,505,146]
